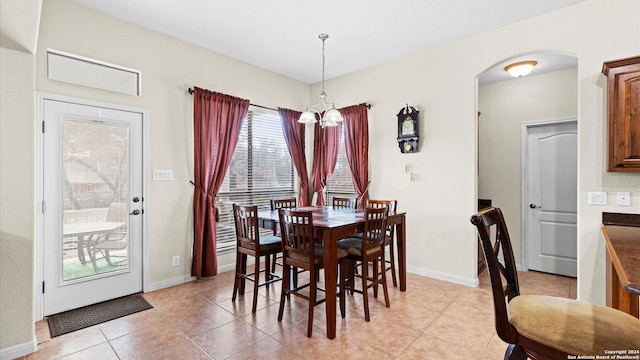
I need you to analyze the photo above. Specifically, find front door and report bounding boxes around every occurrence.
[42,97,144,315]
[525,120,577,277]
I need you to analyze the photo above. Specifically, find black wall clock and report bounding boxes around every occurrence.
[396,105,419,153]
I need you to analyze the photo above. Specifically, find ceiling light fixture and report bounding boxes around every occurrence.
[504,60,538,78]
[298,33,343,127]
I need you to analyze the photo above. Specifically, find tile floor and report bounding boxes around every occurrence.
[26,268,576,359]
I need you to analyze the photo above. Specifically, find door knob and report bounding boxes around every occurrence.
[132,196,140,203]
[529,204,540,209]
[130,209,140,215]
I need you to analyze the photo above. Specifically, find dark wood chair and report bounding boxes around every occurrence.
[269,197,297,272]
[332,196,357,209]
[367,199,398,288]
[338,206,390,321]
[470,207,640,359]
[231,204,282,313]
[277,208,348,337]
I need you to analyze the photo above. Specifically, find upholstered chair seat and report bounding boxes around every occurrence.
[508,295,640,355]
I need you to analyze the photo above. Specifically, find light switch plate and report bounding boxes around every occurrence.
[588,192,607,205]
[617,192,631,206]
[153,169,173,181]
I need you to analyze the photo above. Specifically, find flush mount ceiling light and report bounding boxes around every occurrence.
[298,33,343,127]
[504,60,538,78]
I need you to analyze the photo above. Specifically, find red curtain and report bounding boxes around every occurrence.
[192,87,249,279]
[341,104,370,208]
[278,108,311,206]
[311,120,342,205]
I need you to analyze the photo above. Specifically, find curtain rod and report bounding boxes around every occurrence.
[187,88,277,111]
[188,87,371,111]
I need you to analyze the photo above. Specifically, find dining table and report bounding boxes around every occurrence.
[63,221,126,269]
[257,205,407,339]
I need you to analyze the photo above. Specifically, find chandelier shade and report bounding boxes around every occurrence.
[299,33,343,127]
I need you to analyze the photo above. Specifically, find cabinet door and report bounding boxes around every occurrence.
[605,57,640,171]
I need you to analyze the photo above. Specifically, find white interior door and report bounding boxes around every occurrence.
[42,98,143,315]
[525,120,577,277]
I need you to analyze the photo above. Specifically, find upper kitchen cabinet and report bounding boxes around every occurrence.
[602,56,640,172]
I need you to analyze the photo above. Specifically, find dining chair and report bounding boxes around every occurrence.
[332,196,358,209]
[269,197,297,272]
[338,206,390,322]
[231,204,283,313]
[470,207,640,359]
[367,199,398,288]
[277,208,348,337]
[91,202,129,272]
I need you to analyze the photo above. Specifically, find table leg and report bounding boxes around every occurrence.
[396,214,407,291]
[323,232,337,339]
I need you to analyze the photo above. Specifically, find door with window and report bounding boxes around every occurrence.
[42,98,143,315]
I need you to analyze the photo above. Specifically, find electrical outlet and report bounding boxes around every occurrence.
[617,192,631,206]
[172,255,180,267]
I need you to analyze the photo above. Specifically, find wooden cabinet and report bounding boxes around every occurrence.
[602,56,640,172]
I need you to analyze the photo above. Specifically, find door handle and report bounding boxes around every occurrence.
[129,209,141,215]
[529,204,540,209]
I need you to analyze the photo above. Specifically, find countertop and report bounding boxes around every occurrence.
[602,212,640,295]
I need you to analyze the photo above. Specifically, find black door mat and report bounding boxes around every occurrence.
[47,294,153,338]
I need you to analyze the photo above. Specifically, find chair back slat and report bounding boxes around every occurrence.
[278,209,315,265]
[270,198,297,211]
[332,197,358,209]
[233,204,260,249]
[362,206,389,252]
[470,207,519,343]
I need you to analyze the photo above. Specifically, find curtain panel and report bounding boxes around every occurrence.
[278,108,311,206]
[192,87,249,279]
[341,103,370,208]
[310,119,342,205]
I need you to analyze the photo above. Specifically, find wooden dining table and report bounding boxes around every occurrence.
[257,205,407,339]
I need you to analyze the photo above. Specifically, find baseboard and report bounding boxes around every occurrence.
[407,266,480,287]
[145,264,237,292]
[0,338,37,360]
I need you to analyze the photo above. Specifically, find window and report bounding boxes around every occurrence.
[215,106,294,254]
[325,126,356,203]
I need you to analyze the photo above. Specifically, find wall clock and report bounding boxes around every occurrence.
[396,105,419,153]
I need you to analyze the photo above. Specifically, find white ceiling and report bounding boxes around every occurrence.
[70,0,584,84]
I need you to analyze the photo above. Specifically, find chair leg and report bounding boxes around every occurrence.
[389,243,397,287]
[239,254,247,295]
[232,252,242,302]
[278,264,290,322]
[504,344,527,360]
[307,266,317,337]
[339,262,346,319]
[380,259,390,308]
[252,255,261,313]
[373,259,379,299]
[265,254,272,289]
[361,259,371,322]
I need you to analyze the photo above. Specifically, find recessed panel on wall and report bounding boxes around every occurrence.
[47,49,141,96]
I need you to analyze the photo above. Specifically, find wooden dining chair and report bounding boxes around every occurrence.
[471,207,640,359]
[277,208,348,337]
[366,199,398,288]
[269,197,297,272]
[332,196,358,209]
[338,206,390,322]
[232,204,283,313]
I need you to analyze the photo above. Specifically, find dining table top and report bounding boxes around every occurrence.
[257,205,403,228]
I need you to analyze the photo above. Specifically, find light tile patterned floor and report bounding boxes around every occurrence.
[25,268,576,359]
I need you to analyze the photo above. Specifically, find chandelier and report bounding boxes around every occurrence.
[298,33,343,127]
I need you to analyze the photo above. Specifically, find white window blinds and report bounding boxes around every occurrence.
[215,106,294,254]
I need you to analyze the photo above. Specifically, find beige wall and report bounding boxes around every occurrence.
[0,47,36,352]
[319,0,640,299]
[1,0,639,355]
[478,67,579,266]
[34,0,310,288]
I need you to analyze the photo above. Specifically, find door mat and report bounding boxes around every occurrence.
[47,294,152,338]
